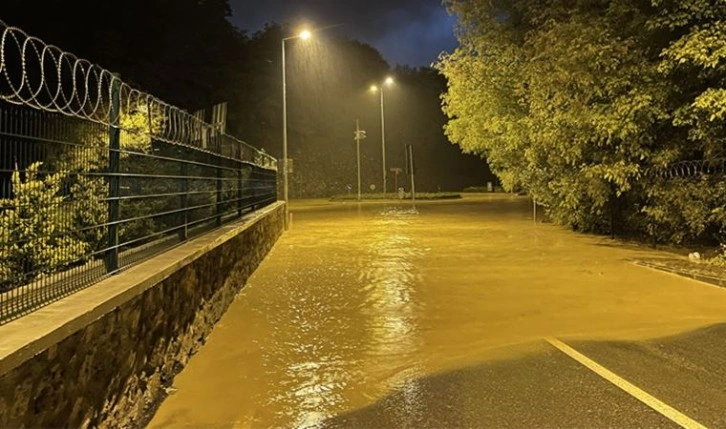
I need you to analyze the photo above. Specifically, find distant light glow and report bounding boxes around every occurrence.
[385,77,394,85]
[229,1,458,66]
[299,30,312,40]
[370,85,378,92]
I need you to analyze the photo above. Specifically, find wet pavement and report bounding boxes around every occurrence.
[147,194,726,428]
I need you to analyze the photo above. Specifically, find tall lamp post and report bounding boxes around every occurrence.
[370,76,394,195]
[282,29,311,230]
[354,119,367,201]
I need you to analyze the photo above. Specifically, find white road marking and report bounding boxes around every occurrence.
[546,337,708,429]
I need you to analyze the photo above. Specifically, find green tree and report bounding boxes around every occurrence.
[643,175,726,244]
[436,0,726,240]
[647,0,726,161]
[50,102,166,252]
[0,162,88,289]
[386,65,495,192]
[440,1,652,230]
[640,0,726,243]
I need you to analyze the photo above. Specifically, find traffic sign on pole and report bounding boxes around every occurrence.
[354,120,366,201]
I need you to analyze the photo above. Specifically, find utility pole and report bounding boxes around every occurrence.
[354,119,366,201]
[405,144,417,210]
[370,77,394,196]
[379,87,386,195]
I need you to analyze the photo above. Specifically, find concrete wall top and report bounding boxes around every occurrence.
[0,202,285,376]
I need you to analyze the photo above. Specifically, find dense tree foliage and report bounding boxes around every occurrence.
[1,1,491,197]
[0,163,87,288]
[231,24,493,196]
[1,0,494,285]
[437,0,726,244]
[386,66,495,192]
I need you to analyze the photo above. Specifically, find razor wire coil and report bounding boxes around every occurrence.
[0,20,275,167]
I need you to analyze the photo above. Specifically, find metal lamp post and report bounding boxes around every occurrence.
[354,119,367,201]
[370,76,394,196]
[282,29,311,230]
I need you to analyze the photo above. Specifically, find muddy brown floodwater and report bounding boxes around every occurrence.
[147,194,726,428]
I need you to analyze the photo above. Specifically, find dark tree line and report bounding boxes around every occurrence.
[437,0,726,247]
[1,0,493,196]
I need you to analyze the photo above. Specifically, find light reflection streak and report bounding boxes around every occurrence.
[257,206,428,429]
[254,260,357,429]
[359,207,427,385]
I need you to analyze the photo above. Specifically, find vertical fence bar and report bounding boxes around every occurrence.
[216,156,223,227]
[0,23,281,325]
[105,75,121,273]
[179,154,189,241]
[237,143,244,217]
[251,167,259,210]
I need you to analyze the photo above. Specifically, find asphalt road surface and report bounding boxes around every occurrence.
[147,194,726,428]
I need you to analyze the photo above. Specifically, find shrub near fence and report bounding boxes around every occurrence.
[0,21,278,324]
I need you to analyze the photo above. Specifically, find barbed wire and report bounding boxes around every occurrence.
[645,158,726,179]
[0,20,276,167]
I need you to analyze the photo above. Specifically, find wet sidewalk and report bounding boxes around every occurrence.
[146,195,726,428]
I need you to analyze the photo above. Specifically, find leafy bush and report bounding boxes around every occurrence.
[642,177,726,245]
[437,0,726,249]
[0,162,88,289]
[708,244,726,267]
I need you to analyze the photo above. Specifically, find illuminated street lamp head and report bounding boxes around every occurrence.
[370,85,378,92]
[299,30,312,40]
[385,76,394,85]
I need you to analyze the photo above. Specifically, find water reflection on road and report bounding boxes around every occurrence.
[360,208,423,357]
[147,196,726,429]
[357,207,427,422]
[279,206,429,428]
[212,204,432,429]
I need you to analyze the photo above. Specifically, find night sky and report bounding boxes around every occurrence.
[228,0,458,67]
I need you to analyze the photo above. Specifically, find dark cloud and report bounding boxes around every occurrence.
[228,0,458,66]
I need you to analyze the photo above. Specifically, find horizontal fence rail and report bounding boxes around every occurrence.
[0,21,278,324]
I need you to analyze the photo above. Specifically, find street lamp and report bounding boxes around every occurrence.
[282,29,311,230]
[370,76,394,195]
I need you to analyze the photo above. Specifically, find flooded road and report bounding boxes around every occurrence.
[148,195,726,428]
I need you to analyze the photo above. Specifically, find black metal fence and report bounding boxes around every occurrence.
[0,21,277,324]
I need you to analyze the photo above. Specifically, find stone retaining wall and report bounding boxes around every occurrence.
[0,202,285,428]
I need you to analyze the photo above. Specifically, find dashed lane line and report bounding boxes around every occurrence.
[546,337,708,429]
